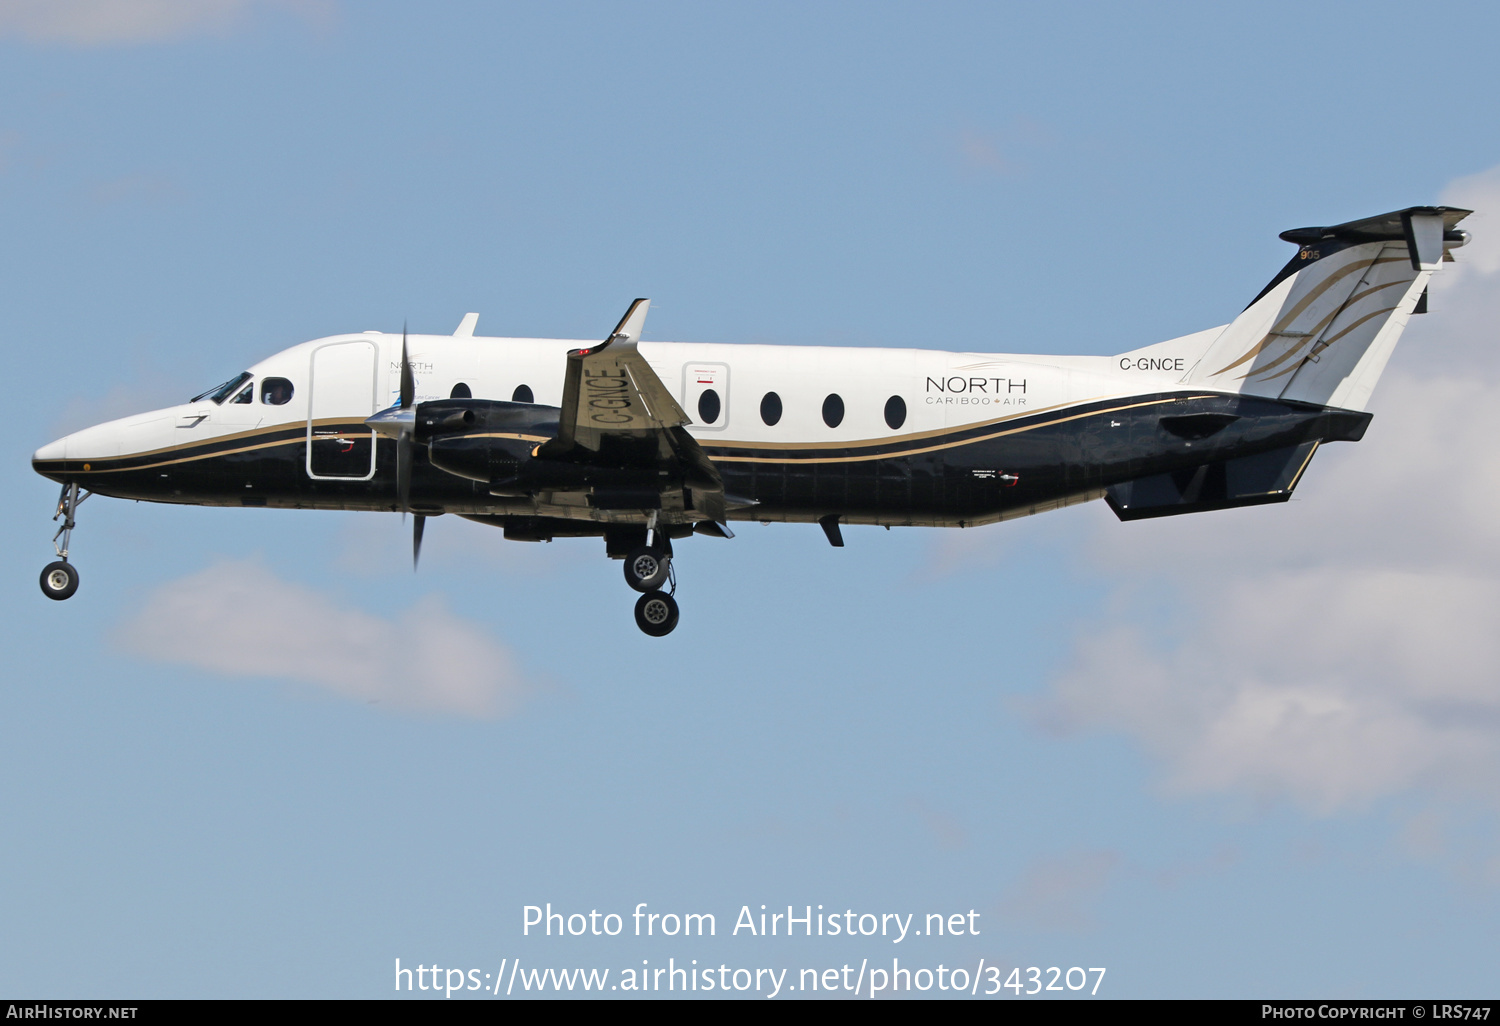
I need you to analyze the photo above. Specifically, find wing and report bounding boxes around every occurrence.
[549,299,692,454]
[539,299,733,520]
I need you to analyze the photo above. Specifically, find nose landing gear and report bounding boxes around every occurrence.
[40,482,89,602]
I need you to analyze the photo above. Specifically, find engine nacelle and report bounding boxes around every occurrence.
[419,399,559,482]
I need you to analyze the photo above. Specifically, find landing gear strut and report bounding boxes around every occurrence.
[622,523,679,636]
[40,482,88,602]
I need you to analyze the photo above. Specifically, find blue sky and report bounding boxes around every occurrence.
[4,0,1500,999]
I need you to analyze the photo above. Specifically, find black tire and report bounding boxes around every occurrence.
[40,561,79,601]
[633,590,679,637]
[623,546,671,593]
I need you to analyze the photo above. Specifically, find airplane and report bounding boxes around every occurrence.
[32,205,1470,636]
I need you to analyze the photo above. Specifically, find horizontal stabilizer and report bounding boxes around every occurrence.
[1105,441,1319,521]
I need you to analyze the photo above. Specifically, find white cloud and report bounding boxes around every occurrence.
[1440,166,1500,277]
[0,0,332,46]
[119,560,527,718]
[998,850,1119,933]
[1045,569,1500,812]
[1031,170,1500,815]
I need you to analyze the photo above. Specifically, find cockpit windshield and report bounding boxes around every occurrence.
[191,372,252,405]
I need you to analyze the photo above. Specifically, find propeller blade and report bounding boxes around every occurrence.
[395,322,416,518]
[397,431,413,516]
[399,323,415,409]
[413,514,426,570]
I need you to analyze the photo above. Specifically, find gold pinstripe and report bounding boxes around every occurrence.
[444,431,552,444]
[1252,306,1401,384]
[38,417,357,472]
[1207,254,1405,378]
[1239,305,1351,380]
[708,396,1206,465]
[704,393,1190,452]
[1242,274,1413,381]
[53,434,305,473]
[1286,441,1320,490]
[1342,277,1412,308]
[39,396,1222,474]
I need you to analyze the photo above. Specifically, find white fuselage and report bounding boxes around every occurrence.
[35,330,1215,468]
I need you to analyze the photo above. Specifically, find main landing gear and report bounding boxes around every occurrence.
[634,589,679,637]
[623,545,671,592]
[621,527,679,636]
[40,482,89,602]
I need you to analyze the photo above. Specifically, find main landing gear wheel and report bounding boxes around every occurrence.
[623,546,671,593]
[40,561,79,601]
[634,590,679,637]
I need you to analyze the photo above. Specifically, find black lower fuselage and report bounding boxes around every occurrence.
[32,391,1370,535]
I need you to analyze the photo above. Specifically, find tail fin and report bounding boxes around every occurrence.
[1184,207,1471,410]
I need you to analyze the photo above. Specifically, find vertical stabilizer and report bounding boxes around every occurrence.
[1184,207,1470,410]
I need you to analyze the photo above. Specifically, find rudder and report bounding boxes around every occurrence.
[1183,207,1471,410]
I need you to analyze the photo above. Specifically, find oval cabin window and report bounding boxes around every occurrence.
[884,395,906,430]
[261,377,294,405]
[697,388,721,425]
[450,382,472,399]
[512,384,534,404]
[822,393,844,428]
[760,391,782,426]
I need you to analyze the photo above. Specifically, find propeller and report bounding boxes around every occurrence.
[364,322,425,572]
[396,324,415,516]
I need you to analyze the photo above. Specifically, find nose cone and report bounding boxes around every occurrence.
[32,434,74,483]
[33,437,67,462]
[32,408,177,483]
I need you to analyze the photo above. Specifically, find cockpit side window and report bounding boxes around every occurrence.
[261,377,294,405]
[191,371,252,405]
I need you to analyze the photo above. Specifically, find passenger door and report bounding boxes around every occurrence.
[306,340,379,479]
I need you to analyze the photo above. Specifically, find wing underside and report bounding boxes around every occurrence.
[540,299,732,522]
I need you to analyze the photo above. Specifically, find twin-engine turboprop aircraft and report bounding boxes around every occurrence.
[33,206,1470,635]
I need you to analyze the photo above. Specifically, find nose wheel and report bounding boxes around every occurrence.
[40,561,80,601]
[40,482,89,602]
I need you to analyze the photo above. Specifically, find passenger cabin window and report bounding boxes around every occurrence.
[822,393,844,428]
[697,388,721,425]
[884,395,906,430]
[450,382,472,399]
[231,382,254,404]
[512,384,534,404]
[262,377,294,405]
[760,391,782,426]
